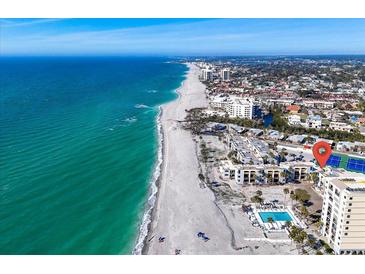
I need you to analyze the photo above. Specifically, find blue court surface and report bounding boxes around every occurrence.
[326,154,365,174]
[347,158,365,173]
[327,155,341,168]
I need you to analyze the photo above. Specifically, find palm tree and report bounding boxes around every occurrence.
[280,171,289,184]
[300,206,310,221]
[310,173,319,185]
[283,188,290,206]
[268,217,274,224]
[251,195,263,205]
[285,220,292,229]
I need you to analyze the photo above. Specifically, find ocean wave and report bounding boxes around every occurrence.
[105,116,137,131]
[133,107,163,255]
[147,90,158,93]
[135,104,149,109]
[123,116,137,123]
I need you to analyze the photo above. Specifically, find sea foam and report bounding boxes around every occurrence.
[133,107,163,255]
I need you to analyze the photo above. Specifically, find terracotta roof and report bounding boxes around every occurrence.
[287,105,300,112]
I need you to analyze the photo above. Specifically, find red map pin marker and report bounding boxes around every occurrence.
[312,141,332,168]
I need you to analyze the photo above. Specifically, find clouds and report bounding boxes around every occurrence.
[1,19,365,55]
[0,18,66,28]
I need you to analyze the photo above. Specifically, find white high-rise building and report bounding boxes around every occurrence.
[226,98,254,119]
[220,69,230,81]
[201,69,213,81]
[320,171,365,254]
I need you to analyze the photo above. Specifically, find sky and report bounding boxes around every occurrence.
[1,18,365,56]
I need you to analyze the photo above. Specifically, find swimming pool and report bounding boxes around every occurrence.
[259,212,292,223]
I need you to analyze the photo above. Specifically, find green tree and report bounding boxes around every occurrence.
[251,195,263,204]
[300,206,310,220]
[291,189,311,205]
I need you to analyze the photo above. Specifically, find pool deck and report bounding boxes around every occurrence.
[252,205,306,232]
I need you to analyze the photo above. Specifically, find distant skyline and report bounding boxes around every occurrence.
[1,18,365,56]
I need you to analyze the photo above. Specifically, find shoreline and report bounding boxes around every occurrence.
[141,63,229,255]
[133,64,189,255]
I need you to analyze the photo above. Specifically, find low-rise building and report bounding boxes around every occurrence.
[306,115,322,129]
[210,94,232,109]
[287,114,301,126]
[219,160,236,180]
[264,165,284,184]
[219,161,284,185]
[329,122,354,133]
[336,141,356,152]
[280,161,313,181]
[235,165,262,185]
[267,130,285,141]
[266,99,294,107]
[286,134,307,144]
[287,104,300,114]
[302,100,335,109]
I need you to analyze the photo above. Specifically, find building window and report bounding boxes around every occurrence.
[346,221,350,224]
[349,197,353,200]
[345,227,349,230]
[349,203,352,206]
[347,215,350,218]
[348,209,351,212]
[344,233,348,236]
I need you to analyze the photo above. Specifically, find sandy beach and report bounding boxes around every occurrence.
[143,63,231,254]
[143,64,298,255]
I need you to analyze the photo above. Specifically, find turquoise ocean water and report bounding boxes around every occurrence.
[0,57,187,254]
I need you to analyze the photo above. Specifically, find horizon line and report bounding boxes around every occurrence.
[2,53,365,58]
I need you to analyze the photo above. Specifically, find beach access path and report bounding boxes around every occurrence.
[145,63,234,254]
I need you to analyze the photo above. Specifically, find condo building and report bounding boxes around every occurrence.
[320,172,365,254]
[264,165,283,184]
[201,69,213,81]
[210,94,260,120]
[226,98,254,119]
[220,69,230,81]
[280,161,313,181]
